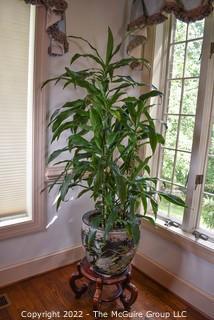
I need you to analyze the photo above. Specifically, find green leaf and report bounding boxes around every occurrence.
[110,109,121,121]
[94,137,102,151]
[77,188,91,199]
[65,68,98,94]
[112,165,127,205]
[109,83,132,92]
[129,222,140,245]
[48,148,69,164]
[69,135,89,148]
[141,194,148,214]
[132,156,151,179]
[159,192,186,207]
[110,91,125,105]
[68,35,103,60]
[111,31,130,58]
[147,126,158,153]
[140,90,163,101]
[93,166,103,198]
[60,174,72,201]
[104,209,118,239]
[110,57,150,72]
[150,198,158,218]
[41,73,68,89]
[49,108,60,123]
[62,99,86,109]
[87,229,97,249]
[106,27,114,64]
[90,108,102,132]
[91,215,102,228]
[106,132,118,146]
[142,216,155,225]
[70,53,104,67]
[74,152,92,161]
[52,121,75,142]
[156,133,165,145]
[52,109,77,131]
[112,41,122,57]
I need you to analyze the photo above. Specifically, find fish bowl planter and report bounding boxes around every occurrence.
[81,210,139,276]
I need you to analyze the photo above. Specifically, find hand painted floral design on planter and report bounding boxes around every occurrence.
[81,210,139,276]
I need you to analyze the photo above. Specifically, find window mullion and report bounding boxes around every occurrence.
[151,18,171,180]
[156,18,173,217]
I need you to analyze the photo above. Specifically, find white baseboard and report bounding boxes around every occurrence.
[133,251,214,320]
[0,245,84,288]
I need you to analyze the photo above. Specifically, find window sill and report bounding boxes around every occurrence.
[0,216,46,240]
[142,218,214,264]
[0,213,31,227]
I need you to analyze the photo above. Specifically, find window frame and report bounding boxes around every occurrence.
[0,5,47,240]
[151,13,214,240]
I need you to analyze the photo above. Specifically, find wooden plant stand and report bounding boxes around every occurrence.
[70,257,138,313]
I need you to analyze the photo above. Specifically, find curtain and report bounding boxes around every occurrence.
[25,0,69,56]
[128,0,213,58]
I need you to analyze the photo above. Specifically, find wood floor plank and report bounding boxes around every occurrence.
[0,263,209,320]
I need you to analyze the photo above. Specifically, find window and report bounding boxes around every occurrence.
[0,1,47,239]
[152,14,214,240]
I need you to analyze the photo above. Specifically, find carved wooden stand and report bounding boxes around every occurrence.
[70,257,138,314]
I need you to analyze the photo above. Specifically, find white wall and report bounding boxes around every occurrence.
[138,229,214,296]
[0,0,129,268]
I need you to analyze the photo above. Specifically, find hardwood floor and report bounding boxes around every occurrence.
[0,262,209,320]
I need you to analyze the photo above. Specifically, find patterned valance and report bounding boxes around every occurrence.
[128,0,213,61]
[128,0,213,31]
[25,0,69,56]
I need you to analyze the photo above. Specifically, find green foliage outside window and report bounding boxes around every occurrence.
[160,19,214,231]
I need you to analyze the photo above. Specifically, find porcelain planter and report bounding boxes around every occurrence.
[81,210,140,276]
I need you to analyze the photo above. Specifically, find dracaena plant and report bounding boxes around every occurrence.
[44,28,185,244]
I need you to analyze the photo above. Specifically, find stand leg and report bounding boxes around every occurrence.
[120,272,138,311]
[93,278,103,312]
[70,262,88,299]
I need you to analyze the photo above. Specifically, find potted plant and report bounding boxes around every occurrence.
[44,28,185,276]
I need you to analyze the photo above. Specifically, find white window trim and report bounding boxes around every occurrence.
[0,6,48,240]
[149,14,214,255]
[183,14,214,233]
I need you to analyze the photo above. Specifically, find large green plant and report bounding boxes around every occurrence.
[44,28,185,243]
